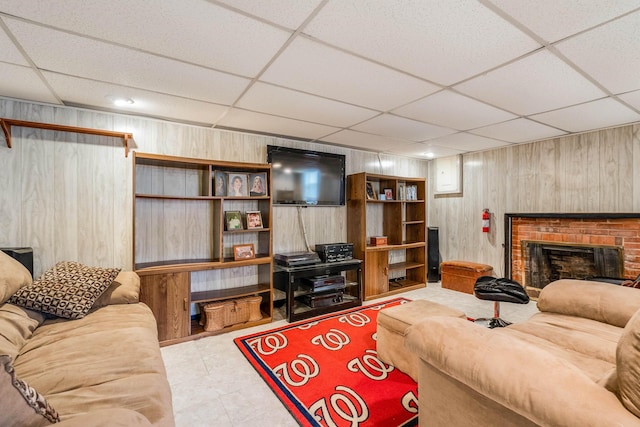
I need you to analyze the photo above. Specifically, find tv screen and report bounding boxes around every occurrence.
[267,145,346,206]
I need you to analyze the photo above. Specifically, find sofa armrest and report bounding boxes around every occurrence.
[56,408,152,427]
[405,317,640,427]
[537,279,640,327]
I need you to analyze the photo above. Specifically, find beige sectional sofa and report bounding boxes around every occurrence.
[406,279,640,427]
[0,251,174,426]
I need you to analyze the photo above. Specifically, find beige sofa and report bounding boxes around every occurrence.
[405,279,640,427]
[0,251,174,426]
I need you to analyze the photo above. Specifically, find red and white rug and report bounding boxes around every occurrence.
[234,298,418,427]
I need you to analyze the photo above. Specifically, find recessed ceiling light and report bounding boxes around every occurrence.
[424,152,435,158]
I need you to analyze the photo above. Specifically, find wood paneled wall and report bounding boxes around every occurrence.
[428,124,640,277]
[0,98,427,277]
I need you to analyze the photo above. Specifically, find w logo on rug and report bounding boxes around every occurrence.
[235,298,418,427]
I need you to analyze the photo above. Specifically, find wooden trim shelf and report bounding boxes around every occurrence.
[1,118,133,157]
[135,255,272,275]
[366,242,426,252]
[389,261,424,272]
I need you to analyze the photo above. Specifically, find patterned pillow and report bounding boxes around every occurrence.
[9,262,120,320]
[0,354,59,426]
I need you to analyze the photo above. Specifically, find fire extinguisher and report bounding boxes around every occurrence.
[482,209,490,233]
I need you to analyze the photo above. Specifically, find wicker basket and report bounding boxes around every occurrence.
[202,296,262,332]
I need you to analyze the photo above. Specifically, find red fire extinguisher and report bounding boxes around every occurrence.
[482,209,490,233]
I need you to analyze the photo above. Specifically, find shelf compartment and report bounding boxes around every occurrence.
[191,283,271,304]
[365,242,425,251]
[389,261,424,272]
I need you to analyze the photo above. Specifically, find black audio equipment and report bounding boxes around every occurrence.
[427,227,441,282]
[1,247,34,277]
[301,275,346,293]
[275,251,321,267]
[302,290,344,308]
[314,243,353,263]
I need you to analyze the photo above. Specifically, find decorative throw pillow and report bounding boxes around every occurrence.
[0,250,33,305]
[91,271,140,309]
[0,354,59,426]
[8,262,120,320]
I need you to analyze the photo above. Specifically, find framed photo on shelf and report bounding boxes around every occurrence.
[245,210,263,229]
[213,170,226,196]
[366,181,377,200]
[233,243,255,260]
[225,210,243,231]
[383,188,393,200]
[248,172,268,197]
[227,172,249,197]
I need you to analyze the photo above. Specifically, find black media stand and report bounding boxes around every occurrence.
[274,259,362,322]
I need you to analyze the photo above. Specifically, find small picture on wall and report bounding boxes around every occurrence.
[227,173,249,197]
[233,244,255,260]
[246,211,263,229]
[249,172,268,197]
[225,210,243,230]
[366,181,377,200]
[214,170,226,196]
[384,188,393,200]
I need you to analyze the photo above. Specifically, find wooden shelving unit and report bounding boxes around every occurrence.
[133,152,273,345]
[347,172,427,300]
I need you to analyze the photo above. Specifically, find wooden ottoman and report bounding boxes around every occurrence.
[377,299,466,381]
[440,260,493,294]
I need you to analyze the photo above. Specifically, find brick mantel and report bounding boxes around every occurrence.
[505,213,640,293]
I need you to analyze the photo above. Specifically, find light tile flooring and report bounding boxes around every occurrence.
[160,282,540,426]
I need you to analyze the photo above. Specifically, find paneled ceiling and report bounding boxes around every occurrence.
[1,0,640,159]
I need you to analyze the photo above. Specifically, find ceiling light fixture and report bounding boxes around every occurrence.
[424,152,435,158]
[106,95,134,107]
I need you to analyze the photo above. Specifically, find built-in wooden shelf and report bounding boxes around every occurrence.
[1,118,133,157]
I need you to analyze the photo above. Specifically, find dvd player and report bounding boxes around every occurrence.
[274,251,321,267]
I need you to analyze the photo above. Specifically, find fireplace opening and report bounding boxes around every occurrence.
[523,240,623,290]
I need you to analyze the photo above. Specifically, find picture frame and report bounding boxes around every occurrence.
[384,188,393,200]
[248,172,268,197]
[245,210,263,229]
[225,210,243,231]
[434,154,463,196]
[366,181,377,200]
[213,170,226,196]
[227,172,249,197]
[233,243,255,261]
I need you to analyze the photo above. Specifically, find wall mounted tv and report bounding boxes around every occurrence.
[267,145,346,206]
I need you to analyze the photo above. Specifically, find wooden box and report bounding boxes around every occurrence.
[370,236,388,246]
[202,296,262,332]
[440,261,493,294]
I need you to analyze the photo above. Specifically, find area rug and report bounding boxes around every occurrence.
[234,298,418,427]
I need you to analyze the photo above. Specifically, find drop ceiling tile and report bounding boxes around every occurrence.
[5,19,251,106]
[215,0,323,30]
[382,141,443,157]
[409,142,465,159]
[426,132,513,152]
[487,0,640,43]
[455,50,606,115]
[321,129,409,152]
[352,114,455,142]
[556,10,640,95]
[393,90,517,130]
[0,0,291,76]
[531,98,640,132]
[236,82,378,128]
[217,108,340,140]
[303,1,540,85]
[261,37,441,111]
[43,72,229,125]
[0,63,60,104]
[471,118,566,143]
[618,89,640,110]
[0,25,28,66]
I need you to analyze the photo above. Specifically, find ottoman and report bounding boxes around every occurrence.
[441,260,493,294]
[377,299,466,381]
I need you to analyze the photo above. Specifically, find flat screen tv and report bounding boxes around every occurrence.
[267,145,346,206]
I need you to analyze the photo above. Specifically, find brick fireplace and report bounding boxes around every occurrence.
[505,214,640,297]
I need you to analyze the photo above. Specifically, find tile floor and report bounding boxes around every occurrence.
[160,282,540,426]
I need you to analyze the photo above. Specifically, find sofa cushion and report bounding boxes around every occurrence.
[537,279,640,328]
[9,262,120,319]
[617,308,640,417]
[91,271,140,309]
[0,250,32,305]
[0,303,45,359]
[0,354,59,427]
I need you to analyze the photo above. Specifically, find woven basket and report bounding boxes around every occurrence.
[202,295,262,332]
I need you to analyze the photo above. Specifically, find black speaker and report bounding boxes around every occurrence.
[427,227,440,282]
[1,247,34,278]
